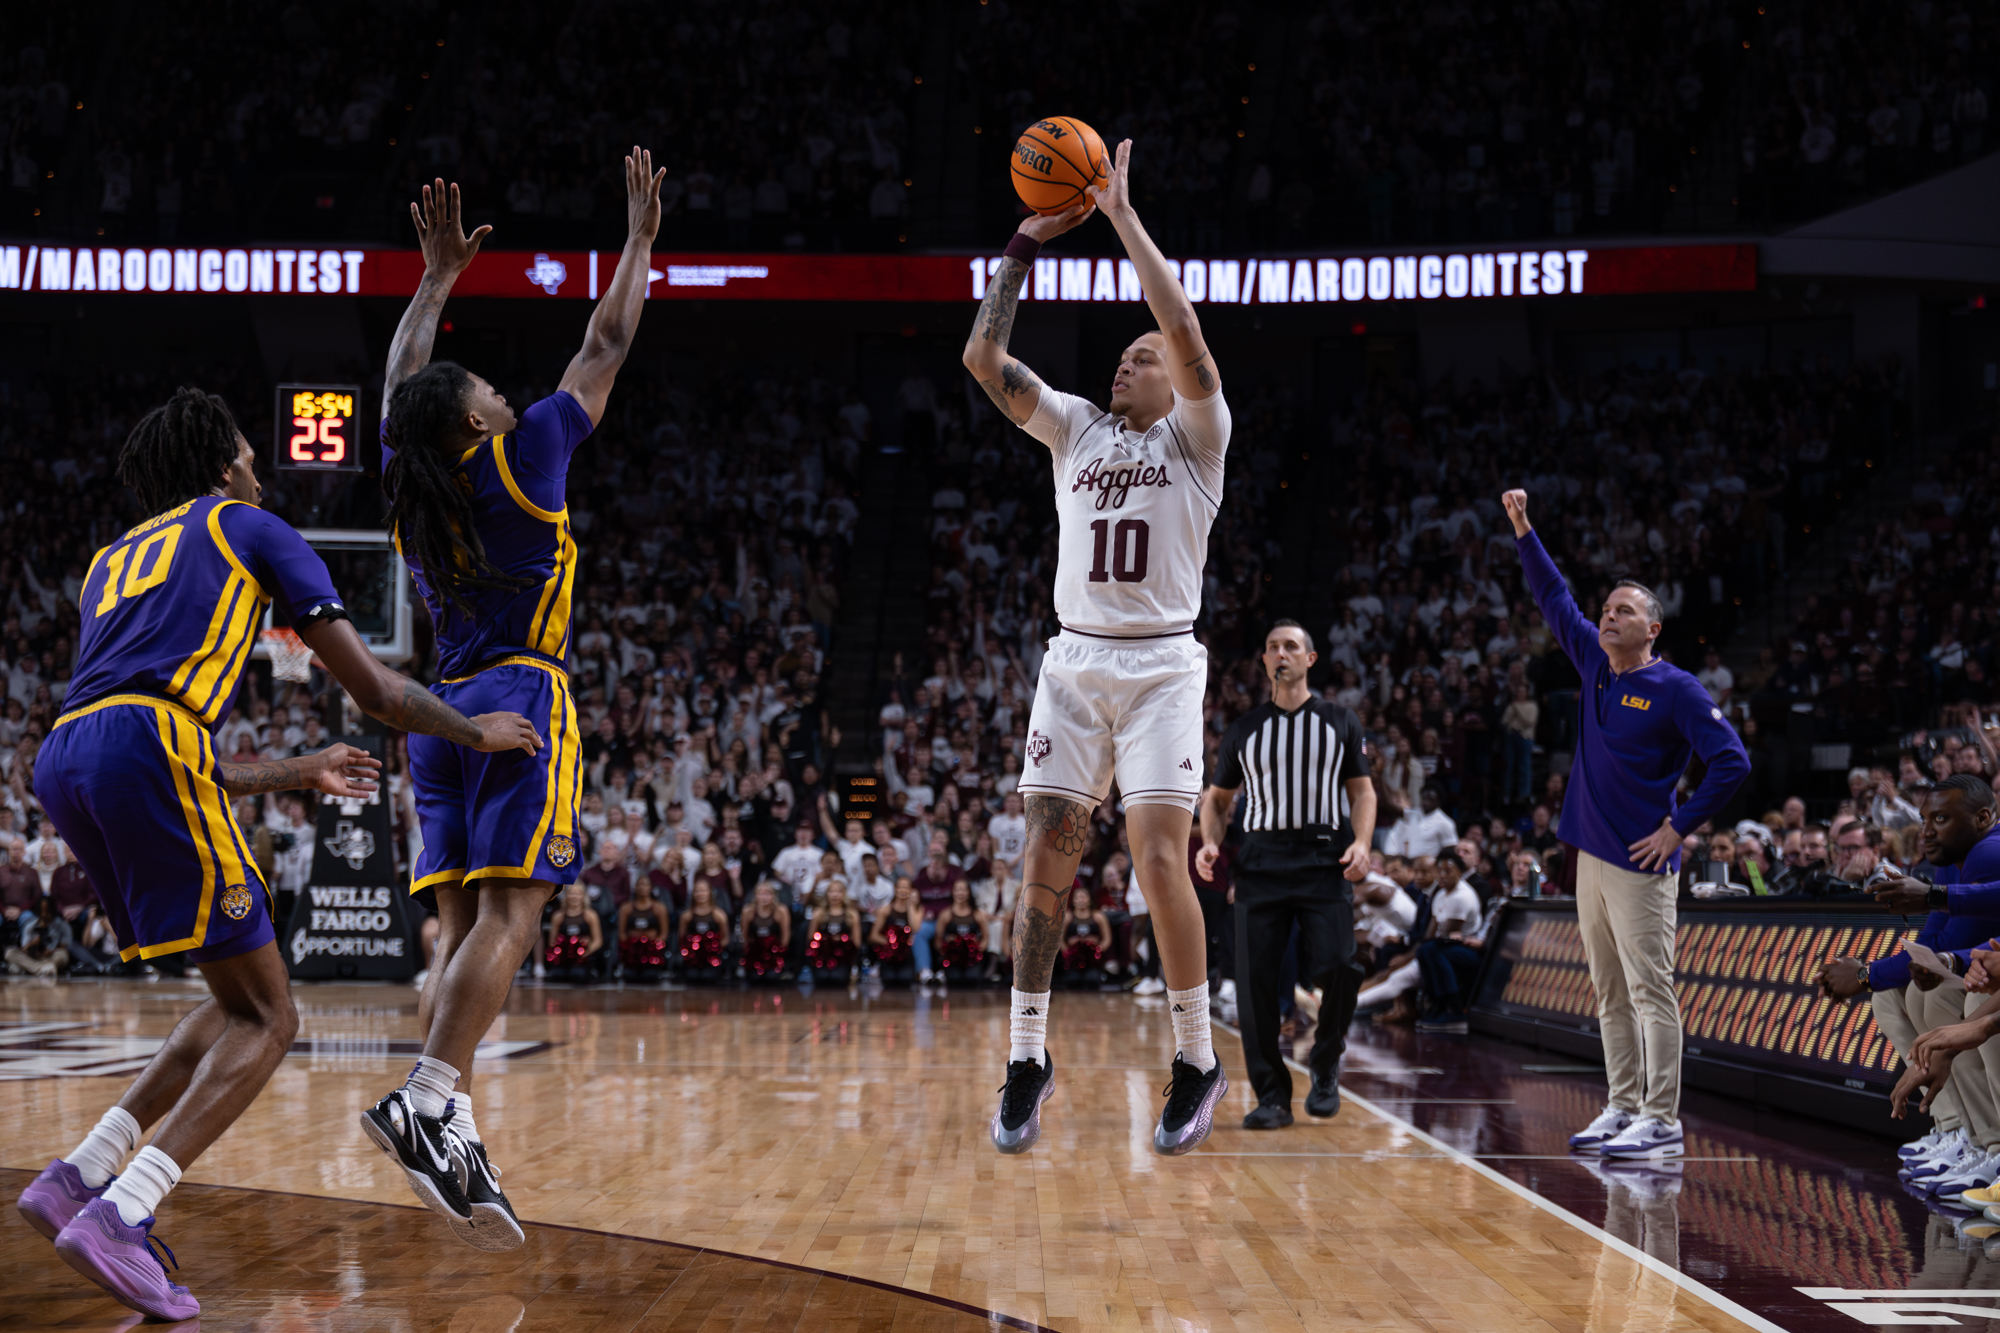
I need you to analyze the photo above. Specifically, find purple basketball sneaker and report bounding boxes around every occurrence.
[16,1159,113,1241]
[53,1198,199,1322]
[1153,1054,1226,1156]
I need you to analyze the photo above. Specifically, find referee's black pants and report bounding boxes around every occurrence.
[1232,843,1359,1109]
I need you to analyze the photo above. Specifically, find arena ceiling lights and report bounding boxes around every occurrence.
[0,241,1754,302]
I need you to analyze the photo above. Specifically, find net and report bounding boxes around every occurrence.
[261,627,315,683]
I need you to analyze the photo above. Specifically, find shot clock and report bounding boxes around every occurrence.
[276,383,364,472]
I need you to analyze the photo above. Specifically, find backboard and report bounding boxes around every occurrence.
[254,529,414,665]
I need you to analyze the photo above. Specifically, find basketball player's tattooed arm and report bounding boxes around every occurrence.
[963,258,1045,427]
[216,745,382,799]
[1013,796,1090,990]
[384,179,491,414]
[300,618,545,755]
[962,198,1091,431]
[1089,138,1221,401]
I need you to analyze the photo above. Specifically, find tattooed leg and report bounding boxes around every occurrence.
[1015,795,1090,992]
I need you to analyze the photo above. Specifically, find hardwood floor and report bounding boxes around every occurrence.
[0,978,1761,1332]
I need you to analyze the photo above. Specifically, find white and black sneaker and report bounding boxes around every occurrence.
[990,1050,1056,1154]
[360,1089,472,1227]
[447,1129,525,1252]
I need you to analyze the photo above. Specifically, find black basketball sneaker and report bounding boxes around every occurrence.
[990,1050,1056,1154]
[360,1089,472,1226]
[446,1129,525,1252]
[1153,1055,1226,1155]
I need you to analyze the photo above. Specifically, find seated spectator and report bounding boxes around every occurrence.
[6,896,71,976]
[581,837,632,924]
[851,852,896,921]
[693,842,742,918]
[617,876,671,982]
[543,884,604,984]
[1503,849,1544,898]
[804,878,861,982]
[678,878,732,981]
[0,836,35,948]
[738,880,791,981]
[1385,786,1458,859]
[1358,853,1481,1024]
[1414,871,1504,1033]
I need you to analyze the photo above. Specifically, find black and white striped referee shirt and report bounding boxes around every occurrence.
[1215,698,1371,833]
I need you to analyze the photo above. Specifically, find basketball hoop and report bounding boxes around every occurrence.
[261,628,315,683]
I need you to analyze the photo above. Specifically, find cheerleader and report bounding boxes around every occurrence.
[1056,883,1111,988]
[934,879,988,984]
[617,876,671,981]
[804,878,861,981]
[867,878,922,987]
[545,884,604,983]
[678,878,732,980]
[738,880,792,981]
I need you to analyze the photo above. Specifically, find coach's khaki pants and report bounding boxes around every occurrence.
[1576,852,1682,1125]
[1952,989,2000,1151]
[1874,982,1970,1136]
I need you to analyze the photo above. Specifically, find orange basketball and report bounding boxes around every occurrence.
[1010,116,1109,215]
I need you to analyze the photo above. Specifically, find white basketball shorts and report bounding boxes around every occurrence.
[1018,631,1207,813]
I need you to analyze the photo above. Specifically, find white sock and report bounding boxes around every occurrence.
[1168,984,1216,1072]
[402,1055,461,1119]
[102,1146,180,1226]
[1009,988,1050,1064]
[68,1105,141,1188]
[445,1092,479,1143]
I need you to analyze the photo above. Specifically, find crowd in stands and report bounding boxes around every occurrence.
[0,339,1987,1018]
[418,1,925,253]
[11,2,1993,251]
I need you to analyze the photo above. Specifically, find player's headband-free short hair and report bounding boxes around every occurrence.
[1612,579,1665,626]
[1267,618,1315,654]
[1935,773,1998,811]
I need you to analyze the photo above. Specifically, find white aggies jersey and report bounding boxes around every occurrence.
[1023,387,1230,637]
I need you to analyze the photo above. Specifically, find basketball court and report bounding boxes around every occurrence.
[2,976,1945,1331]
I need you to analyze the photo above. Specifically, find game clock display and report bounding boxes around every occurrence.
[276,383,364,472]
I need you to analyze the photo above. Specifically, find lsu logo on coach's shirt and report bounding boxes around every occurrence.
[1620,694,1653,711]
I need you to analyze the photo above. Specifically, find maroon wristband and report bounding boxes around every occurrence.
[1002,233,1041,266]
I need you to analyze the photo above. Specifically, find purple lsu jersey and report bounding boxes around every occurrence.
[67,496,343,725]
[36,496,343,963]
[384,389,592,890]
[381,390,591,679]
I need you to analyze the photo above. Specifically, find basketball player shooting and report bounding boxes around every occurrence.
[963,139,1231,1156]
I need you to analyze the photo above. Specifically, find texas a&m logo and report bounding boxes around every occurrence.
[1026,729,1053,767]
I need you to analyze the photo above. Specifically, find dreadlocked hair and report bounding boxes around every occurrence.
[118,387,241,517]
[382,361,532,621]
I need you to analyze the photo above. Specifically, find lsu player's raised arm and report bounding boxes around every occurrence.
[1091,139,1219,402]
[383,179,490,417]
[558,147,666,427]
[961,199,1095,438]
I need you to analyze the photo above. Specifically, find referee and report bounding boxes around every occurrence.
[1503,489,1749,1160]
[1197,619,1375,1129]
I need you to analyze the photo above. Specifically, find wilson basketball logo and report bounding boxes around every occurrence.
[1026,729,1052,767]
[1013,141,1055,176]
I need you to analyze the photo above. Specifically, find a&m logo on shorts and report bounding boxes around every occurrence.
[546,834,577,869]
[1026,728,1052,767]
[220,884,254,921]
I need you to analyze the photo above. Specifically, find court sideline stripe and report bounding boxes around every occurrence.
[1209,1017,1792,1333]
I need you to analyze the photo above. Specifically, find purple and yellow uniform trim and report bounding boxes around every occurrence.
[36,495,341,964]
